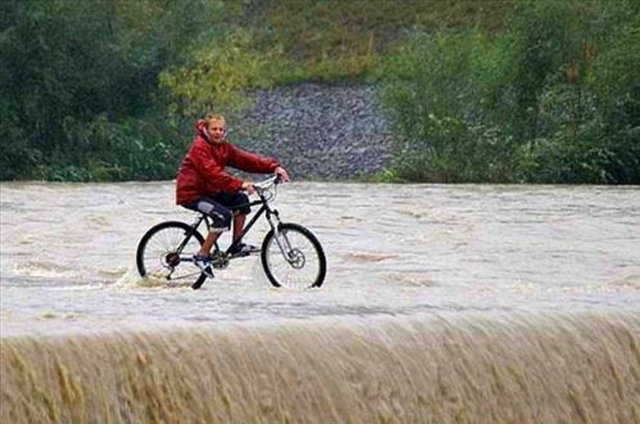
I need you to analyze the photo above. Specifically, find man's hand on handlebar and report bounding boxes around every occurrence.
[242,167,289,195]
[275,166,290,182]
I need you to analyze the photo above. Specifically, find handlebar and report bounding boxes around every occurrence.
[252,174,282,193]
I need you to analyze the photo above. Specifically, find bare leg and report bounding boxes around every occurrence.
[233,213,246,243]
[198,212,245,256]
[198,231,221,257]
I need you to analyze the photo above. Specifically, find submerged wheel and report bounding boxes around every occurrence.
[136,221,207,289]
[260,223,326,288]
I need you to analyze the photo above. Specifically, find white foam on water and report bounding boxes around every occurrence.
[112,267,192,290]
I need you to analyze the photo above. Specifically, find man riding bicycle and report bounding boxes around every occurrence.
[176,113,290,277]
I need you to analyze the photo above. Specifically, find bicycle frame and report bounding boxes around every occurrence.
[176,191,282,258]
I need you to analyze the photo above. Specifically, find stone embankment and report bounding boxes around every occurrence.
[236,83,394,180]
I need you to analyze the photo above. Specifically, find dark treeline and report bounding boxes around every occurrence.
[1,0,638,183]
[1,0,228,181]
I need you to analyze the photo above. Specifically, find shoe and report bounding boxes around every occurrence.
[193,254,214,278]
[228,242,260,257]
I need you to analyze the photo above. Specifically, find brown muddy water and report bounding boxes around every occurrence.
[1,182,639,423]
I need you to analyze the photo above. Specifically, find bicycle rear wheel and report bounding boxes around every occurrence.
[260,223,326,288]
[136,221,207,289]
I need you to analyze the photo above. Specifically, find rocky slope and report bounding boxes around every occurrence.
[235,83,394,179]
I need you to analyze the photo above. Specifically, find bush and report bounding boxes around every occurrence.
[45,114,187,181]
[378,31,517,182]
[0,0,221,180]
[160,30,286,119]
[378,0,640,184]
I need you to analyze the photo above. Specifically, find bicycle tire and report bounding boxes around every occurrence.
[136,221,207,289]
[260,222,326,288]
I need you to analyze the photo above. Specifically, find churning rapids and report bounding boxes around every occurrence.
[1,182,639,423]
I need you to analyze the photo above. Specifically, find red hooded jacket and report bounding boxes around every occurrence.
[176,120,280,205]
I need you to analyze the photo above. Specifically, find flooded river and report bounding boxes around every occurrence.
[2,182,638,331]
[1,182,639,423]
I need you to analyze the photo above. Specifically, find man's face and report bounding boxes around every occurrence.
[208,123,225,143]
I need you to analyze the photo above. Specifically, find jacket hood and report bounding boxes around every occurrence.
[194,120,211,143]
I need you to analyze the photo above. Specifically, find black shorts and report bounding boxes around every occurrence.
[184,192,251,231]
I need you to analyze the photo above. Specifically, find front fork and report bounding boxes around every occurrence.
[266,209,295,262]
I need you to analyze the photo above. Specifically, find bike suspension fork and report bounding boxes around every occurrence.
[267,210,294,259]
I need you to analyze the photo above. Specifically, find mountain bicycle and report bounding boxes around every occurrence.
[136,175,326,289]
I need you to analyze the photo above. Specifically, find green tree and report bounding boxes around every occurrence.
[0,0,224,180]
[378,0,640,183]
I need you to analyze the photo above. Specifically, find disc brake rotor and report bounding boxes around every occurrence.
[288,248,306,269]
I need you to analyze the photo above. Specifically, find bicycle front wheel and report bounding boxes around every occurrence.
[261,223,326,288]
[136,221,207,289]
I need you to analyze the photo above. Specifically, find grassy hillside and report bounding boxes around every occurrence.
[239,0,513,82]
[160,0,513,116]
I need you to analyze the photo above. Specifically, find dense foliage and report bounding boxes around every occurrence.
[378,0,640,183]
[2,0,637,183]
[1,0,512,181]
[0,0,226,180]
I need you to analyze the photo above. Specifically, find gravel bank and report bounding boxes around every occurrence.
[234,83,394,180]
